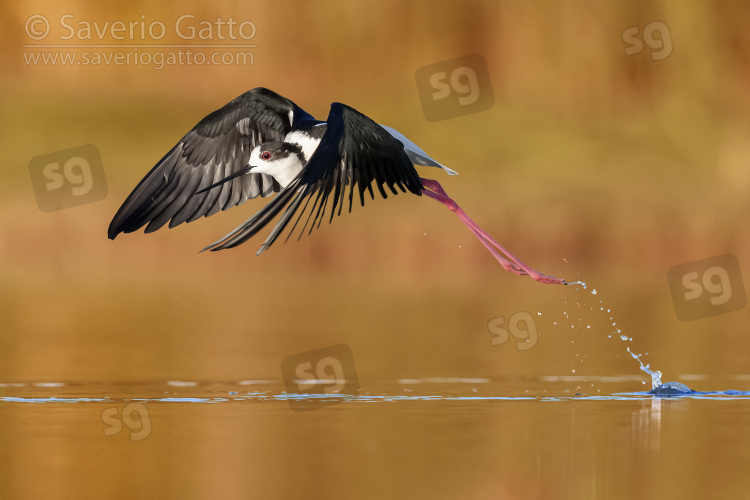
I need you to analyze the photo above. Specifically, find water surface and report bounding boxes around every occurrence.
[2,377,749,499]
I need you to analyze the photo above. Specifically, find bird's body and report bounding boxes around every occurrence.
[109,88,565,285]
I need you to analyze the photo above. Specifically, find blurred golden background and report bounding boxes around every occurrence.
[3,2,750,499]
[2,0,749,384]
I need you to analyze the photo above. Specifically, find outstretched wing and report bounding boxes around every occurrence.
[108,87,314,239]
[202,102,423,253]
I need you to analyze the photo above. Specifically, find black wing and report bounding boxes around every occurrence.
[108,88,314,239]
[202,102,423,254]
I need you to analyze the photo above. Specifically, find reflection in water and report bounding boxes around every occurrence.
[1,379,750,498]
[628,398,663,453]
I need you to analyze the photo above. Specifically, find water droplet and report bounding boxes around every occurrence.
[591,289,597,295]
[620,335,628,341]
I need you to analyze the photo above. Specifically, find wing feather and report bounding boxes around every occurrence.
[108,88,312,239]
[201,102,423,254]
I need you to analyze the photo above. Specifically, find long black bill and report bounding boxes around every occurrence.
[196,165,252,194]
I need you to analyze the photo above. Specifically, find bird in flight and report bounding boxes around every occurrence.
[108,88,566,285]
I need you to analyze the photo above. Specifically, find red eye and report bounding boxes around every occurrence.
[261,151,272,160]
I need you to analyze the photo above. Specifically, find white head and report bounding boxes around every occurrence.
[249,141,305,188]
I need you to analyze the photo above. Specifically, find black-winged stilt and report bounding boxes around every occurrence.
[108,88,566,285]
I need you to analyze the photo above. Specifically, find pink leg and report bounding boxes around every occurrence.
[421,178,567,285]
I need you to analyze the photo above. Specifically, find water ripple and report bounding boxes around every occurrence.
[1,379,749,404]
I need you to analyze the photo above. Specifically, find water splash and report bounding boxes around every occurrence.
[627,347,662,390]
[566,279,664,390]
[649,381,692,396]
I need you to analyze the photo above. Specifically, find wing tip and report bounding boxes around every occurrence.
[107,217,133,240]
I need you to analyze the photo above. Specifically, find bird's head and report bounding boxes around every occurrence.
[249,141,305,188]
